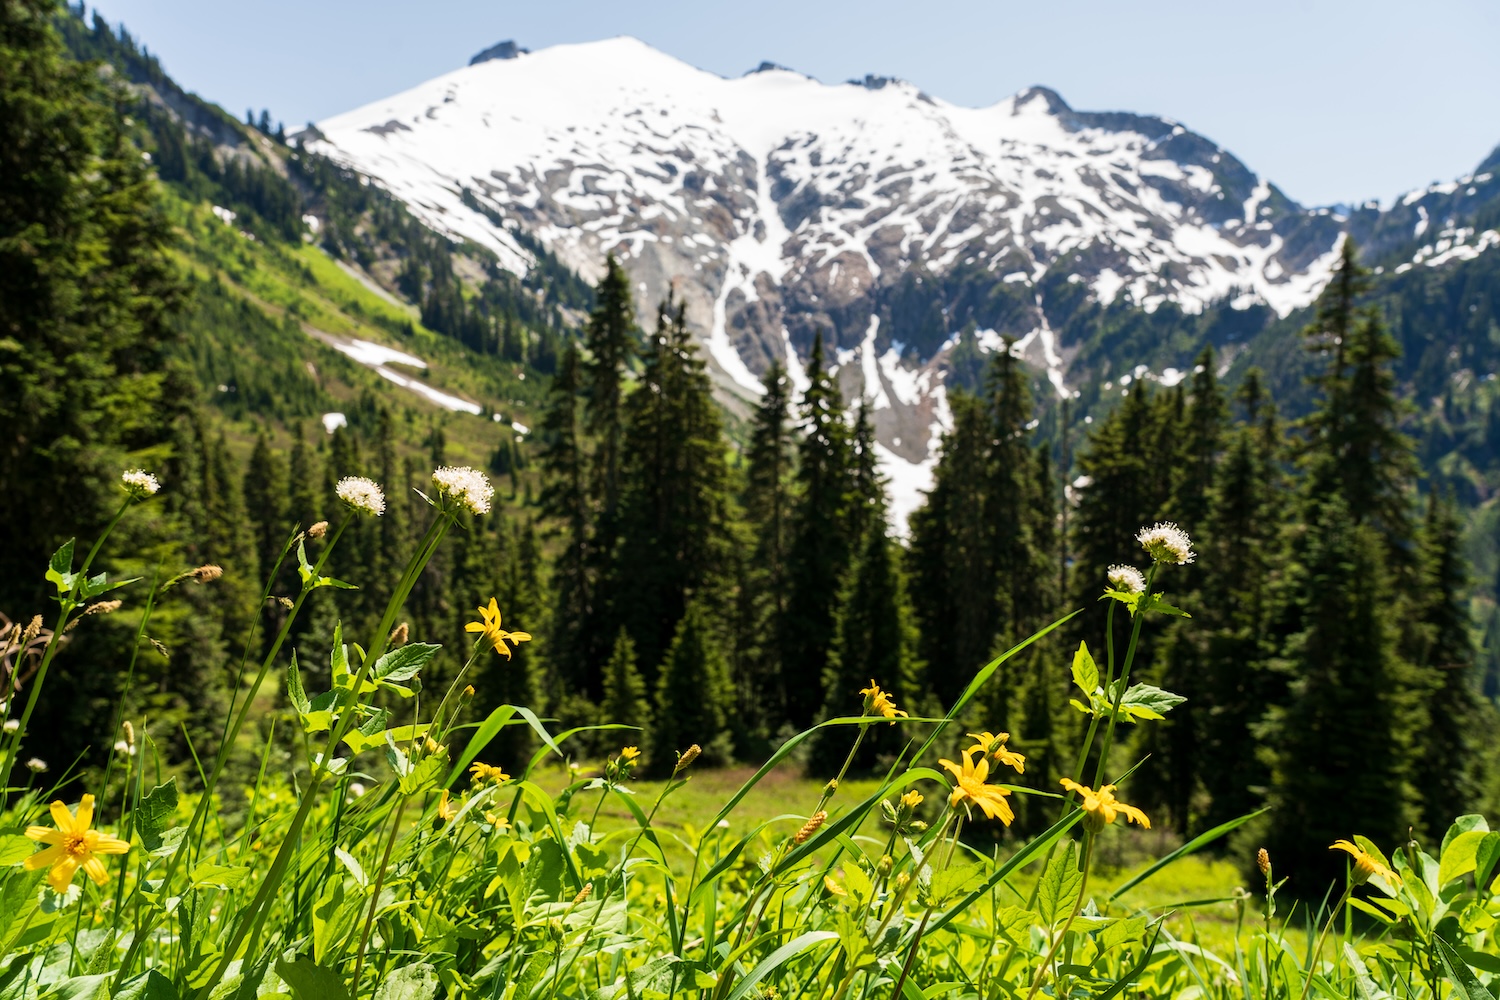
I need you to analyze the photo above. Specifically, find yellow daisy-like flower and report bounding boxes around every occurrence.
[1331,840,1402,888]
[464,598,532,658]
[483,811,512,832]
[1059,778,1150,833]
[436,789,458,823]
[938,749,1014,825]
[966,731,1026,774]
[24,794,130,892]
[900,789,923,811]
[859,681,908,724]
[469,762,510,785]
[619,746,641,764]
[823,875,847,897]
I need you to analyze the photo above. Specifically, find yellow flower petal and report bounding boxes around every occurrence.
[49,800,76,833]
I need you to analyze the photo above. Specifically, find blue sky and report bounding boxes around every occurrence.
[89,0,1499,207]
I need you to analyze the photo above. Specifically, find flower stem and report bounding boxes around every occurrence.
[1025,834,1095,1000]
[1091,563,1159,788]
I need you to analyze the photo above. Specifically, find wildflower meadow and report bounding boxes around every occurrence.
[0,467,1496,1000]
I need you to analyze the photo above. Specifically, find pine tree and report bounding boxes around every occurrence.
[609,300,735,685]
[0,0,185,621]
[1410,493,1491,836]
[783,331,856,726]
[601,628,652,754]
[813,506,924,771]
[243,432,288,587]
[536,343,594,697]
[741,361,796,727]
[650,600,734,774]
[583,255,637,536]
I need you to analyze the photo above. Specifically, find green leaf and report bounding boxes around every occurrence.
[1440,830,1489,886]
[111,970,177,1000]
[1435,934,1498,1000]
[373,963,439,1000]
[135,779,179,852]
[38,974,113,999]
[1475,832,1500,889]
[275,957,351,1000]
[46,539,76,596]
[723,931,839,1000]
[928,861,984,905]
[330,623,349,678]
[0,836,33,867]
[1071,641,1098,696]
[372,643,440,683]
[397,755,445,795]
[285,651,310,715]
[189,863,250,890]
[1111,807,1268,900]
[1038,840,1082,925]
[1443,815,1490,855]
[1116,683,1186,722]
[341,709,390,754]
[312,878,359,966]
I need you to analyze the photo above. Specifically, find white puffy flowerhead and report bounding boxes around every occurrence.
[431,466,494,516]
[25,757,48,773]
[1106,564,1147,594]
[335,476,386,516]
[1136,521,1195,565]
[121,469,161,499]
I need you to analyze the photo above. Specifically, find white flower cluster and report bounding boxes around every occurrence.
[335,476,386,516]
[1137,521,1195,565]
[120,469,161,499]
[1106,564,1147,594]
[432,466,494,515]
[25,757,48,773]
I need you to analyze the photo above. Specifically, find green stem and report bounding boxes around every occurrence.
[1296,887,1351,1000]
[1091,564,1160,788]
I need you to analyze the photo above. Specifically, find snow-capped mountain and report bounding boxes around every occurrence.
[305,36,1497,524]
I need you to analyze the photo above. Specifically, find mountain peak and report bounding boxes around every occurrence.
[469,40,529,66]
[1012,85,1071,114]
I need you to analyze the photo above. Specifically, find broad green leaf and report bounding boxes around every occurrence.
[312,880,358,966]
[372,643,440,683]
[1038,840,1082,925]
[38,974,112,999]
[112,970,177,1000]
[340,709,390,754]
[1475,832,1500,889]
[928,861,984,905]
[1116,683,1186,722]
[46,538,76,595]
[1443,815,1489,856]
[1439,829,1488,886]
[0,836,33,867]
[374,964,439,1000]
[1071,641,1098,695]
[724,931,839,1000]
[275,957,351,1000]
[135,779,179,852]
[334,847,366,887]
[330,623,349,678]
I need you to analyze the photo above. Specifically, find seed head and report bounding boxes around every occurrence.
[1136,521,1195,565]
[673,744,702,775]
[85,599,123,616]
[21,615,42,645]
[389,622,409,646]
[307,521,329,539]
[794,811,827,844]
[120,469,161,499]
[190,565,223,584]
[276,597,294,610]
[573,884,593,904]
[1107,564,1147,594]
[122,721,135,747]
[1256,848,1271,877]
[431,466,495,515]
[335,476,386,516]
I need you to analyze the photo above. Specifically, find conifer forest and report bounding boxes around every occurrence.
[3,2,1500,997]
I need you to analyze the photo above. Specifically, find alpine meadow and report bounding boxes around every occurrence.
[5,2,1500,998]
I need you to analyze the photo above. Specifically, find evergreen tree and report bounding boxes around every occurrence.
[536,343,593,697]
[783,332,856,725]
[741,362,796,729]
[1410,493,1491,836]
[0,0,185,622]
[813,507,924,771]
[650,600,734,774]
[583,255,637,535]
[601,628,652,754]
[243,432,288,587]
[609,300,735,686]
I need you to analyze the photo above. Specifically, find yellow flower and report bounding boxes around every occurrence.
[859,681,908,724]
[966,731,1026,774]
[619,746,641,764]
[469,762,510,785]
[483,811,512,832]
[24,795,130,892]
[1059,779,1150,832]
[465,598,532,658]
[823,875,847,897]
[900,789,923,811]
[436,789,458,823]
[1331,840,1402,888]
[938,749,1014,825]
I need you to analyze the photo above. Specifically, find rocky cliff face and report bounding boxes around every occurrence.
[306,36,1500,522]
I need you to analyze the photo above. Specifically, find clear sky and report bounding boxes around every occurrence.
[88,0,1499,208]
